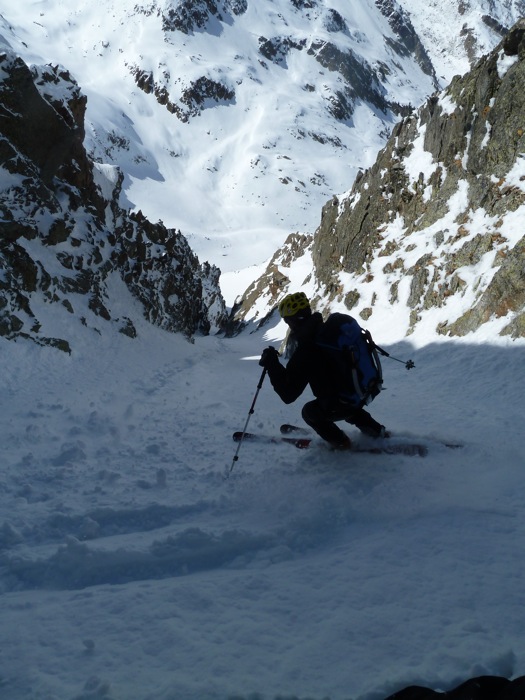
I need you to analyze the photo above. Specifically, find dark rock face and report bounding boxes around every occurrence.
[130,66,235,122]
[0,47,226,351]
[375,0,435,78]
[1,59,88,186]
[311,20,525,337]
[306,41,390,119]
[258,36,307,68]
[161,0,247,34]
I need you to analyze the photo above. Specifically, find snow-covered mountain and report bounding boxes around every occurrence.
[399,0,525,81]
[0,46,226,350]
[2,4,525,700]
[235,20,525,344]
[2,0,523,284]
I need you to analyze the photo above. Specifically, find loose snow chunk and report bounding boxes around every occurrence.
[337,188,356,216]
[93,162,121,201]
[403,124,436,184]
[447,179,470,220]
[439,93,458,116]
[497,50,519,79]
[480,122,492,150]
[505,155,525,193]
[422,183,433,203]
[461,130,472,169]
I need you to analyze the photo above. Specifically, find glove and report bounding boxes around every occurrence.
[259,346,280,369]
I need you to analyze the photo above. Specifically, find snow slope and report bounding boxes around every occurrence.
[2,3,525,698]
[400,0,525,83]
[1,304,525,699]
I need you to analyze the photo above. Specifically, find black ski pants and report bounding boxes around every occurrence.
[301,398,384,445]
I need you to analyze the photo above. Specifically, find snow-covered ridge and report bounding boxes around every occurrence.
[236,20,525,345]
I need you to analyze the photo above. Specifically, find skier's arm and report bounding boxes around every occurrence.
[259,347,308,404]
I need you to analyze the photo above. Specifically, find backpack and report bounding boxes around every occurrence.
[316,312,383,407]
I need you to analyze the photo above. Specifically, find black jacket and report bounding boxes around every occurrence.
[267,312,341,404]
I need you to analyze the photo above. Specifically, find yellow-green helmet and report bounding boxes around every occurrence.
[278,292,311,319]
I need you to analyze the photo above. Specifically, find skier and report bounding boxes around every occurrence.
[259,292,388,450]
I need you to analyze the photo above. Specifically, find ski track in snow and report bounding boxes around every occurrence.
[1,321,525,700]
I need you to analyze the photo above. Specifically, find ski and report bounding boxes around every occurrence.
[233,431,428,457]
[280,423,310,435]
[233,431,311,449]
[280,424,463,451]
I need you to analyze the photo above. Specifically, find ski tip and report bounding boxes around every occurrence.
[280,423,309,435]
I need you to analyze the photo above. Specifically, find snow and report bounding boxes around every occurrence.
[398,0,524,85]
[506,155,525,193]
[1,296,525,700]
[402,121,438,185]
[2,2,525,698]
[497,49,519,79]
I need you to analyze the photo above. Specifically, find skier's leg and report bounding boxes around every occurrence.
[302,399,352,449]
[345,407,388,438]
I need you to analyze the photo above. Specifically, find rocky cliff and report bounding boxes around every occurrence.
[312,19,525,338]
[237,20,525,340]
[0,47,226,352]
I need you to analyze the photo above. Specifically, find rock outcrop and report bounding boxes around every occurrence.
[161,0,248,35]
[0,47,226,352]
[310,20,525,337]
[232,232,314,328]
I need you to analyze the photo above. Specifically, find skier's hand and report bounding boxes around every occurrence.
[259,346,280,369]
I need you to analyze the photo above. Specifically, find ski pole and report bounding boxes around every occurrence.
[374,343,415,370]
[228,367,267,475]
